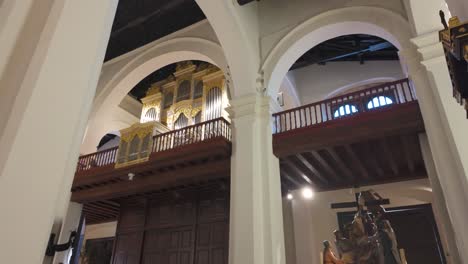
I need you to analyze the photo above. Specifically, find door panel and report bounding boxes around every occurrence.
[113,187,229,264]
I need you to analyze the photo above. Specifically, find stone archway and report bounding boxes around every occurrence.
[81,37,229,153]
[261,6,414,98]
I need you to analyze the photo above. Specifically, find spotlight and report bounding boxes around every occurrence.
[287,193,293,200]
[128,172,135,181]
[301,187,314,199]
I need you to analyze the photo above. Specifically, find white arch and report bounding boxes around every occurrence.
[81,37,229,154]
[93,37,228,117]
[196,0,260,97]
[262,6,413,97]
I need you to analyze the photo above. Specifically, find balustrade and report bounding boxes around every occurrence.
[273,78,416,134]
[76,117,231,172]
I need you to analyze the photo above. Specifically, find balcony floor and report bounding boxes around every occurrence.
[274,102,427,192]
[72,137,231,224]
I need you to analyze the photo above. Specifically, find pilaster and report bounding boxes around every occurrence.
[0,0,117,263]
[402,1,468,259]
[227,93,286,264]
[419,134,461,264]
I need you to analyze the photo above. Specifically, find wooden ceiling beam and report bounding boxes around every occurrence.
[401,135,416,173]
[85,204,119,216]
[363,141,385,178]
[280,165,304,188]
[379,138,399,175]
[310,150,342,182]
[281,159,317,189]
[296,153,329,185]
[82,210,113,221]
[344,144,370,180]
[325,147,354,181]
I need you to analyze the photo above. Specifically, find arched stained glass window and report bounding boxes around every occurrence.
[333,104,358,118]
[367,96,393,109]
[176,80,191,102]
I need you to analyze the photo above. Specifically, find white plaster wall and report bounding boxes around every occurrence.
[258,0,407,61]
[84,221,117,241]
[445,0,468,21]
[278,73,301,109]
[287,61,405,105]
[80,102,139,154]
[288,179,436,264]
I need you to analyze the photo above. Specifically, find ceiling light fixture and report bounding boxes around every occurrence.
[301,187,314,199]
[287,193,293,200]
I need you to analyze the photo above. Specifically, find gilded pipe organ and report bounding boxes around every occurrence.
[116,61,228,168]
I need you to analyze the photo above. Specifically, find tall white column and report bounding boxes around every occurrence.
[403,0,468,260]
[419,134,461,264]
[228,93,286,264]
[290,196,315,264]
[0,1,117,263]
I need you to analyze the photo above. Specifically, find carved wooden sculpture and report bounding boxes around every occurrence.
[325,190,403,264]
[439,11,468,117]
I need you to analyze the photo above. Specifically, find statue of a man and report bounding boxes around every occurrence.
[334,230,355,264]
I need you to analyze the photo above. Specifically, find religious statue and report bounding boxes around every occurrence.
[439,11,468,117]
[323,240,345,264]
[323,190,403,264]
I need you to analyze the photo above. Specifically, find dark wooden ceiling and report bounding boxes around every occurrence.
[279,134,427,192]
[291,34,399,71]
[105,0,205,61]
[274,102,427,192]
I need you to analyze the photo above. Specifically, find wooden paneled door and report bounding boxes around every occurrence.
[112,186,229,264]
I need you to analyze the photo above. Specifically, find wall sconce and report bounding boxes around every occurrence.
[45,231,77,257]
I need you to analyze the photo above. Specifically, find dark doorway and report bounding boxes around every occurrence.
[83,237,114,264]
[337,204,446,264]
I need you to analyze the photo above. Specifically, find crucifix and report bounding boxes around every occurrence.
[329,188,390,209]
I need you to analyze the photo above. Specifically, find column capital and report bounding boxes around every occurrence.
[226,93,281,119]
[411,31,445,60]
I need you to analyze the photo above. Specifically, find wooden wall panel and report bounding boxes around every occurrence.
[113,232,144,264]
[195,222,229,264]
[112,185,229,264]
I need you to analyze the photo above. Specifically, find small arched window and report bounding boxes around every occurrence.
[163,92,173,109]
[176,80,191,102]
[193,81,203,99]
[333,104,358,118]
[367,96,393,109]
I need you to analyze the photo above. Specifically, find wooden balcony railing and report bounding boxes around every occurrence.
[76,147,118,172]
[273,78,417,134]
[152,117,231,152]
[76,117,231,172]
